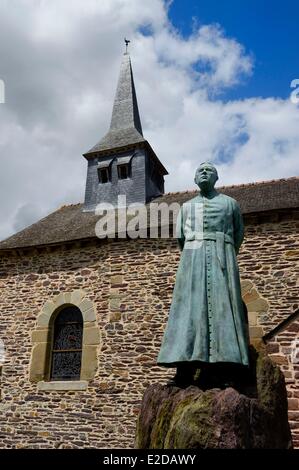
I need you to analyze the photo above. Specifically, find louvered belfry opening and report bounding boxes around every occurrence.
[50,306,83,381]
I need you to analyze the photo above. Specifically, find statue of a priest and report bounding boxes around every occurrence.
[157,162,249,387]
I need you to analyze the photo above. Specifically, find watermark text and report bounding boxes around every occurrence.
[290,79,299,104]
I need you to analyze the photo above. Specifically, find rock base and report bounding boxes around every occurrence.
[135,350,292,449]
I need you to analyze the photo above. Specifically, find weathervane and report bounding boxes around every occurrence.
[124,38,130,54]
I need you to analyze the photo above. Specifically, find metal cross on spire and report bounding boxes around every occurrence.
[124,37,130,54]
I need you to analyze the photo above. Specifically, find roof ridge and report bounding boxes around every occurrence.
[51,176,299,209]
[162,176,299,197]
[162,189,198,196]
[56,202,82,211]
[217,176,299,190]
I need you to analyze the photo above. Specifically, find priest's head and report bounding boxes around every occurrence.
[194,162,218,191]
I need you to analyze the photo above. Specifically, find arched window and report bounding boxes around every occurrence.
[31,291,101,388]
[50,306,83,381]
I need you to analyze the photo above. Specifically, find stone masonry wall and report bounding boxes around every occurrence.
[266,321,299,448]
[0,217,297,448]
[240,219,298,329]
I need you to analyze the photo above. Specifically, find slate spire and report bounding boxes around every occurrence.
[109,52,143,135]
[84,52,145,156]
[83,49,168,211]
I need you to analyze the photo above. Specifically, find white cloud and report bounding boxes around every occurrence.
[0,0,298,240]
[153,24,253,89]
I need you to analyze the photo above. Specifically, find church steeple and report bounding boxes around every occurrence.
[110,52,143,136]
[83,49,168,211]
[84,52,145,156]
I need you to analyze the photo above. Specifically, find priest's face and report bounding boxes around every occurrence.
[195,164,218,191]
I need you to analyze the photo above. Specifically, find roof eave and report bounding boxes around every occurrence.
[0,206,296,253]
[83,140,146,160]
[145,141,168,175]
[83,140,169,176]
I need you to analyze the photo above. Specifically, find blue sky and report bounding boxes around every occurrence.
[169,0,298,100]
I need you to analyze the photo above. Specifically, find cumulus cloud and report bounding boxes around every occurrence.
[153,24,253,89]
[0,0,298,240]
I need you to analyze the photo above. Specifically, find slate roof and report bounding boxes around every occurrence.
[83,52,167,175]
[160,176,299,214]
[84,53,145,157]
[0,177,298,251]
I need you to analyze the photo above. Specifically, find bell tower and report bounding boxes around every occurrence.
[83,46,168,211]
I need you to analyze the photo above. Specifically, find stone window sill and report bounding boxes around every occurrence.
[37,380,88,391]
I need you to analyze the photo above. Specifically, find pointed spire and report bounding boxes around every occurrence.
[84,52,145,157]
[109,52,143,136]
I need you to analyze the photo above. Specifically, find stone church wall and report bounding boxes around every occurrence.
[0,216,297,448]
[266,323,299,448]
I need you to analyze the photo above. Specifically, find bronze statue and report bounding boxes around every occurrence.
[157,162,249,387]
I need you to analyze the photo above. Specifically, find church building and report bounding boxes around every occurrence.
[0,50,298,449]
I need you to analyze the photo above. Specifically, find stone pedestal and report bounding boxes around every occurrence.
[136,350,292,449]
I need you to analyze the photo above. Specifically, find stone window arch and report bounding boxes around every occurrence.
[30,290,101,390]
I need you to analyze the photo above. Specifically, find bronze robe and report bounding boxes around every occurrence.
[158,191,249,367]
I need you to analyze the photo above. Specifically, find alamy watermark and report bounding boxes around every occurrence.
[94,194,203,246]
[290,79,299,104]
[0,79,5,103]
[95,195,181,240]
